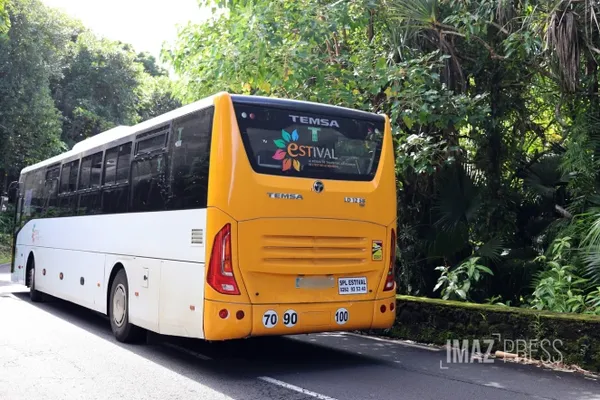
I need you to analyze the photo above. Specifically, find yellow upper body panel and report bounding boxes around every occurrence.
[207,92,397,227]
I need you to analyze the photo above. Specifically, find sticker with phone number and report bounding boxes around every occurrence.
[338,277,367,295]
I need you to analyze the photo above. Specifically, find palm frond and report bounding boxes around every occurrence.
[383,0,438,26]
[578,211,600,284]
[523,155,570,199]
[433,165,481,233]
[475,236,504,264]
[545,7,580,93]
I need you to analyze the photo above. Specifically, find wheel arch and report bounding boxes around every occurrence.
[25,251,35,287]
[106,262,125,315]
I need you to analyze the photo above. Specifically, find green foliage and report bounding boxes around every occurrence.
[163,0,600,312]
[0,0,181,187]
[56,32,145,146]
[526,237,600,315]
[434,257,493,301]
[0,204,13,262]
[0,0,67,178]
[0,0,9,34]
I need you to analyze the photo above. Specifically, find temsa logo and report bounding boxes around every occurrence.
[289,115,340,128]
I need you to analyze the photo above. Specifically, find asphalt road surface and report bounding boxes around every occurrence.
[1,263,599,400]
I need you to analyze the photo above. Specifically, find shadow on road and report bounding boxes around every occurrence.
[6,288,600,400]
[9,290,385,398]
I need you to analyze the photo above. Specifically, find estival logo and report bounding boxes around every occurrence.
[272,129,301,171]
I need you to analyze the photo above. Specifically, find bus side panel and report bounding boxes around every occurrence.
[118,256,161,333]
[16,210,206,265]
[159,260,205,339]
[10,244,25,284]
[34,247,106,312]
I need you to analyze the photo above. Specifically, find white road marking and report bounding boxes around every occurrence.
[340,332,441,352]
[258,376,339,400]
[163,343,213,360]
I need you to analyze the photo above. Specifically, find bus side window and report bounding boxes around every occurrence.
[90,152,103,188]
[168,107,213,210]
[21,173,32,218]
[59,163,71,194]
[79,155,92,190]
[30,169,45,218]
[116,143,132,183]
[78,152,102,215]
[43,166,60,217]
[103,147,118,185]
[102,187,128,214]
[58,159,79,216]
[69,159,79,193]
[102,143,131,214]
[131,153,167,212]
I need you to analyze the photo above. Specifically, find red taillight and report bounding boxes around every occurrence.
[383,229,396,292]
[207,223,241,295]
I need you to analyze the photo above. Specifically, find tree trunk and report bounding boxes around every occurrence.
[367,8,374,43]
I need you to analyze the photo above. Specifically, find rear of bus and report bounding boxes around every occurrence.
[203,93,397,340]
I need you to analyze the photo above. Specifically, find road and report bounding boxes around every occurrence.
[1,263,599,400]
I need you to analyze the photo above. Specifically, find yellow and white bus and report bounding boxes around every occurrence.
[8,92,398,342]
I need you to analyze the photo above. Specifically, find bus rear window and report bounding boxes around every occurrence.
[234,104,384,181]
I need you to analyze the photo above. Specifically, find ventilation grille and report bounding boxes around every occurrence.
[191,229,204,245]
[261,235,367,267]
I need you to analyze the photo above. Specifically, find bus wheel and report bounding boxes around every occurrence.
[28,259,43,303]
[108,268,144,343]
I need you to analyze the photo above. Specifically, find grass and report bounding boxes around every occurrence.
[0,252,10,264]
[397,294,600,322]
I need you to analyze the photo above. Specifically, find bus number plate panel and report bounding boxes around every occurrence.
[338,277,367,295]
[295,276,334,289]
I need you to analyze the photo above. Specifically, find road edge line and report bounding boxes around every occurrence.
[258,376,339,400]
[341,332,441,352]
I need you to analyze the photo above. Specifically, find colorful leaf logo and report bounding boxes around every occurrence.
[273,149,286,160]
[271,129,302,171]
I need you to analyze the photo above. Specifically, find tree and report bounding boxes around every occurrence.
[0,0,67,187]
[0,0,9,34]
[0,0,181,188]
[165,0,600,308]
[54,32,146,146]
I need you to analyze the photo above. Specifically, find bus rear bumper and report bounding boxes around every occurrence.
[203,296,397,341]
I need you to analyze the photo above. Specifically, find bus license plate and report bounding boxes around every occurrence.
[295,276,335,289]
[338,277,367,295]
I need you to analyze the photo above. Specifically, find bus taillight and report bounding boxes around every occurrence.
[207,223,241,295]
[383,229,396,292]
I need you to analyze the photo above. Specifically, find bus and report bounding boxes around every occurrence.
[7,92,398,343]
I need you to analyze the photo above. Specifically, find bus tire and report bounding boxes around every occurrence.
[108,268,144,343]
[28,259,43,303]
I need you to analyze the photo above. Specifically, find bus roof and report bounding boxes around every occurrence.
[20,92,385,175]
[230,94,386,122]
[20,94,218,174]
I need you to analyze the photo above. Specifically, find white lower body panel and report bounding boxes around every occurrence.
[12,209,208,339]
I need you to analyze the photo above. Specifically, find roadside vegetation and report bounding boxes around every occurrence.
[0,207,12,263]
[164,0,600,317]
[3,0,600,319]
[0,0,181,262]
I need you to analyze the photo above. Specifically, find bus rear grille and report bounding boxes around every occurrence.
[261,235,367,265]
